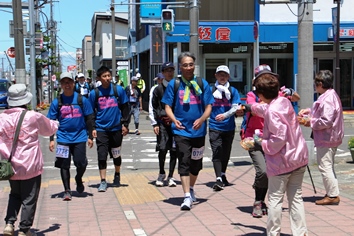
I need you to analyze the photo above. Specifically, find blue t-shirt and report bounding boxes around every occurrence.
[161,77,214,138]
[209,86,241,132]
[47,92,94,143]
[89,84,128,131]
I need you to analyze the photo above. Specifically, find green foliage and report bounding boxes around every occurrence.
[348,137,354,149]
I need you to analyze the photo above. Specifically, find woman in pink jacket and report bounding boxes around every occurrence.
[248,72,309,236]
[299,70,344,206]
[1,84,58,236]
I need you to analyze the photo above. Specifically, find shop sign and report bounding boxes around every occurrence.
[199,26,231,42]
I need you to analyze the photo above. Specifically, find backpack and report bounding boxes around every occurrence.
[239,91,259,140]
[57,93,84,113]
[94,83,119,107]
[172,77,204,107]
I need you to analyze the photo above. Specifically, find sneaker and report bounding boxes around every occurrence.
[98,181,108,192]
[155,173,166,187]
[213,179,224,191]
[18,230,37,236]
[135,129,141,135]
[113,173,121,186]
[168,177,177,187]
[190,188,197,202]
[221,175,230,186]
[261,201,268,215]
[75,176,84,194]
[180,197,192,211]
[63,191,72,201]
[252,201,263,218]
[3,223,14,236]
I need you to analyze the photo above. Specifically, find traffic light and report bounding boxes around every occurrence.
[161,9,174,32]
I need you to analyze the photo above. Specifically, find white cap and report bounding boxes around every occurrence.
[216,65,230,74]
[136,73,141,78]
[77,73,85,78]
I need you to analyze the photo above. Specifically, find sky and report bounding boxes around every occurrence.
[0,0,128,75]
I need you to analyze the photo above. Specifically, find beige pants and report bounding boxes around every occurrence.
[267,167,308,236]
[316,147,339,197]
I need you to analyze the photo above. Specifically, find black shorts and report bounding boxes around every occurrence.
[96,131,123,161]
[157,124,175,151]
[174,135,205,176]
[54,142,87,169]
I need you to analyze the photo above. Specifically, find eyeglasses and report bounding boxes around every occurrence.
[181,63,195,68]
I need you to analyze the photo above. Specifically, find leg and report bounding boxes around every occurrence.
[133,106,140,134]
[175,135,192,195]
[209,129,223,179]
[96,131,109,191]
[72,142,88,193]
[249,148,268,200]
[5,180,22,225]
[267,174,288,236]
[110,131,123,186]
[220,130,235,174]
[18,175,41,234]
[286,167,308,236]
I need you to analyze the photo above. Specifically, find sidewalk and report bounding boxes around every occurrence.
[1,165,354,236]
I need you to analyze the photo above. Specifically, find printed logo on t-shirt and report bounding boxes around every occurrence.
[213,97,231,107]
[98,97,118,109]
[60,105,83,118]
[178,90,201,105]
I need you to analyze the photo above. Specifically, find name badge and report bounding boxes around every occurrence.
[191,146,204,160]
[111,146,122,158]
[56,144,69,158]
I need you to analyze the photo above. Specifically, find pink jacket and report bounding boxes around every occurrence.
[0,108,58,180]
[308,89,344,148]
[252,96,308,177]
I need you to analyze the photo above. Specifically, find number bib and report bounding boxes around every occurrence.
[111,146,122,158]
[56,145,70,158]
[191,146,204,160]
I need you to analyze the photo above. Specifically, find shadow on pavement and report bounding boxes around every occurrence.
[162,197,208,206]
[231,222,266,235]
[231,160,253,166]
[33,223,61,236]
[303,195,323,203]
[50,191,93,199]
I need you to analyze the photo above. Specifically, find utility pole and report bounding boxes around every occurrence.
[111,0,116,82]
[189,0,199,76]
[298,2,314,164]
[12,0,26,84]
[29,0,36,110]
[1,58,4,78]
[335,0,340,96]
[49,0,56,102]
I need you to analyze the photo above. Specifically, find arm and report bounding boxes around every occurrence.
[193,104,212,130]
[149,87,157,126]
[165,104,185,130]
[119,102,130,136]
[85,114,95,148]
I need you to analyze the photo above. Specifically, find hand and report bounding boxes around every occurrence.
[49,141,55,152]
[242,104,252,112]
[235,109,244,117]
[174,120,185,130]
[192,118,203,130]
[282,88,294,96]
[92,130,97,138]
[215,114,225,122]
[87,139,93,148]
[298,109,310,117]
[122,126,129,136]
[140,107,143,111]
[153,126,159,135]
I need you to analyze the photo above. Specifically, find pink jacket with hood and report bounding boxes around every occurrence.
[0,108,58,180]
[252,96,308,177]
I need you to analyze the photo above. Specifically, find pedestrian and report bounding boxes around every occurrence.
[74,73,91,97]
[162,52,214,210]
[247,71,308,236]
[298,70,344,205]
[151,64,178,187]
[209,65,242,191]
[1,84,58,236]
[126,76,142,135]
[86,77,95,91]
[47,72,95,200]
[136,72,146,94]
[89,66,130,192]
[244,64,300,218]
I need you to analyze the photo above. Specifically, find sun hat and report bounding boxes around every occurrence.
[7,84,33,107]
[162,62,175,71]
[254,64,279,80]
[60,72,74,81]
[154,73,165,81]
[216,65,230,74]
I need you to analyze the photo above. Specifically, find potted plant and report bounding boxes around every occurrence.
[348,137,354,162]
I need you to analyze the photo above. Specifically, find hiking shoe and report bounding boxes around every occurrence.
[3,223,14,236]
[190,188,197,202]
[168,177,177,187]
[63,191,72,201]
[180,197,192,211]
[98,181,108,192]
[18,230,37,236]
[221,175,230,186]
[135,129,141,135]
[155,173,166,187]
[113,173,121,187]
[75,176,84,194]
[261,201,268,215]
[213,179,224,191]
[252,201,263,218]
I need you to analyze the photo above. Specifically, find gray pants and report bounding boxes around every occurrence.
[5,175,41,233]
[248,146,268,189]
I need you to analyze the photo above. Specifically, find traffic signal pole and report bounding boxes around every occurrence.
[189,0,199,76]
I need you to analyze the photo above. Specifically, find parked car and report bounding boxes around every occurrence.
[0,79,12,108]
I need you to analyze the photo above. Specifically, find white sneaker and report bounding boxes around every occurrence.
[180,197,192,210]
[190,188,197,202]
[168,177,177,187]
[155,173,166,187]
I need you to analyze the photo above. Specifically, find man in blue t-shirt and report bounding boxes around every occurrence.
[162,52,214,211]
[208,65,242,191]
[89,66,130,192]
[47,72,95,201]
